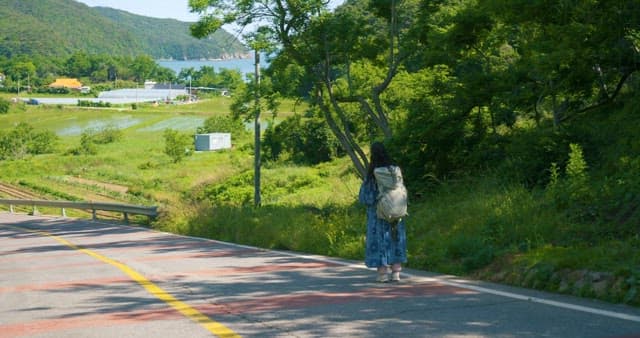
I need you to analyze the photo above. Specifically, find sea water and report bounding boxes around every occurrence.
[157,56,268,79]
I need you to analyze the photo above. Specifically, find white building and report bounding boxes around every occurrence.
[194,133,232,151]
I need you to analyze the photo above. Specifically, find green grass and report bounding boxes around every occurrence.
[135,98,233,115]
[0,99,253,205]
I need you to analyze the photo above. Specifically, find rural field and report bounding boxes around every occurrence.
[0,95,344,219]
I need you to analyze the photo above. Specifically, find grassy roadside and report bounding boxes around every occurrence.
[1,99,638,307]
[169,167,639,306]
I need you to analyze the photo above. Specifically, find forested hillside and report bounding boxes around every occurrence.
[0,0,247,60]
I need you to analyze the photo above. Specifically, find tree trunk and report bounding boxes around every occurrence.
[317,86,368,178]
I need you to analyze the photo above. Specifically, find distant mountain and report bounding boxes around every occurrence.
[0,0,249,60]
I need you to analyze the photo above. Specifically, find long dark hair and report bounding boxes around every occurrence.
[366,142,394,179]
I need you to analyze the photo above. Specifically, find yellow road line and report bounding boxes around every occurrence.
[7,225,241,338]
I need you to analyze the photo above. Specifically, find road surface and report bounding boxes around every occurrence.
[1,212,640,337]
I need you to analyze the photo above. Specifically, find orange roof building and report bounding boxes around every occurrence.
[49,78,82,89]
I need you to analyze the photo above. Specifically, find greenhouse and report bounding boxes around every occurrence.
[98,88,188,102]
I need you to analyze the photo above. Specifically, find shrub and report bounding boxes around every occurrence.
[198,171,254,206]
[79,131,98,155]
[0,97,9,114]
[163,129,193,163]
[546,143,597,223]
[66,126,122,156]
[92,125,123,144]
[262,114,342,164]
[27,129,58,154]
[447,233,496,273]
[566,143,589,200]
[197,115,246,136]
[0,122,58,160]
[77,100,112,108]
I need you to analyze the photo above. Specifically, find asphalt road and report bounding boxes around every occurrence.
[1,212,640,338]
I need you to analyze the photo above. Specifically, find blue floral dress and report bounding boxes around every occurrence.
[359,176,407,268]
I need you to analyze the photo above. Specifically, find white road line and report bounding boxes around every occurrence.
[19,214,640,324]
[211,240,640,324]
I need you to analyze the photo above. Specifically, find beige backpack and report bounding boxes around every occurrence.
[374,165,408,223]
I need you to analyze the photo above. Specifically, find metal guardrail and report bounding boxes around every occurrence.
[0,199,158,222]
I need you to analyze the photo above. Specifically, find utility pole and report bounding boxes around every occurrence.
[253,50,261,207]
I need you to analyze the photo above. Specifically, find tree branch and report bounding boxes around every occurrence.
[561,69,634,122]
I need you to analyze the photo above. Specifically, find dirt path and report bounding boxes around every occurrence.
[0,183,41,199]
[64,177,128,194]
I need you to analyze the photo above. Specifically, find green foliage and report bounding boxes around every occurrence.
[164,204,364,259]
[267,61,307,98]
[499,128,569,187]
[193,163,353,208]
[0,122,58,160]
[392,101,474,182]
[78,131,97,155]
[447,233,496,273]
[179,67,244,91]
[170,163,640,305]
[544,143,599,225]
[262,114,342,165]
[548,162,560,189]
[566,143,589,198]
[28,129,59,154]
[66,126,123,156]
[163,128,193,163]
[198,170,255,206]
[0,0,246,60]
[197,169,318,207]
[197,115,247,136]
[131,55,158,83]
[18,180,79,201]
[229,75,280,121]
[91,125,123,145]
[0,97,9,114]
[77,100,112,108]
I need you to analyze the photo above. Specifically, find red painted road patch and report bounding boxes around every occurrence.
[196,282,477,315]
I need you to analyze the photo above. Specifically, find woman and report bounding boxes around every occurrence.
[359,142,408,282]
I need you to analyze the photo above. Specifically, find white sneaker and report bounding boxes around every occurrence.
[376,273,390,283]
[391,272,400,282]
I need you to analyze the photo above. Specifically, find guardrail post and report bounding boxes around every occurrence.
[1,199,157,223]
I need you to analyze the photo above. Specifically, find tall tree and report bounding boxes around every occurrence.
[131,55,157,83]
[189,0,323,204]
[477,0,640,125]
[189,0,421,178]
[391,0,640,184]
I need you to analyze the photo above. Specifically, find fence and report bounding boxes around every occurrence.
[0,199,158,223]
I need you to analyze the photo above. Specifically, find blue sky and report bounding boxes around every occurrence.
[76,0,200,22]
[76,0,344,23]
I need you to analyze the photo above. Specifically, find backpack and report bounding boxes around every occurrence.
[374,165,408,223]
